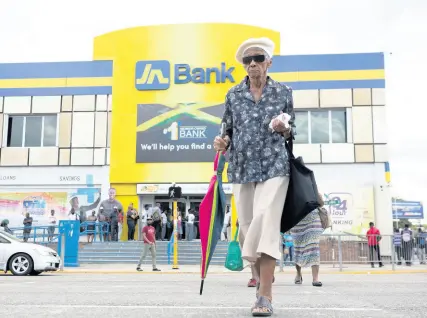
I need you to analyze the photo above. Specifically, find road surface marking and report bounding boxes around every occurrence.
[1,305,382,311]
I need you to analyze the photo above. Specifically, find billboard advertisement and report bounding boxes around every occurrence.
[0,188,101,228]
[135,103,224,162]
[322,187,375,235]
[392,201,424,219]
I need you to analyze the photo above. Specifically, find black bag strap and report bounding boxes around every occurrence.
[285,133,295,159]
[287,136,294,154]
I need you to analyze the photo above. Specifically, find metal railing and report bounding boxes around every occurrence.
[9,222,111,244]
[279,234,427,271]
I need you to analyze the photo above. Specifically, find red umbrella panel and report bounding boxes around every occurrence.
[199,151,227,295]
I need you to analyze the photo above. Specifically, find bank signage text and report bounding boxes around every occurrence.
[135,60,235,90]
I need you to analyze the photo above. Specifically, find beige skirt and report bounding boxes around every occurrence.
[233,176,289,262]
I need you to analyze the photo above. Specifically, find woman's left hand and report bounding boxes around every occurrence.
[272,117,291,133]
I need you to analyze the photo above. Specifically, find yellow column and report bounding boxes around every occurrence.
[172,200,179,269]
[231,195,238,241]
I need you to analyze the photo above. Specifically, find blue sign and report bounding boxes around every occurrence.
[57,220,80,267]
[392,201,424,219]
[135,60,235,90]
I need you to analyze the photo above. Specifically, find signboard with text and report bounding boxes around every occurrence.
[392,201,424,219]
[135,103,225,162]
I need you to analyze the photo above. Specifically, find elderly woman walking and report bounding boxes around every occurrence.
[214,37,295,317]
[291,193,324,287]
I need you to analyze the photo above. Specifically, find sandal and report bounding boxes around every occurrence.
[312,281,322,287]
[252,296,273,317]
[294,276,303,284]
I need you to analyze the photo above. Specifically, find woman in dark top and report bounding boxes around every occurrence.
[127,208,136,241]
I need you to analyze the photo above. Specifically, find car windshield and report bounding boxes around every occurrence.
[0,230,20,242]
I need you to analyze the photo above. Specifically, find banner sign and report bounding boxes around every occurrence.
[392,201,424,219]
[0,189,101,228]
[322,188,375,234]
[135,103,224,162]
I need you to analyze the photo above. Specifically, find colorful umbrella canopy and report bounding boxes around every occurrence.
[199,151,227,295]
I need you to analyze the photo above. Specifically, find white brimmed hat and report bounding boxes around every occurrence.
[236,37,275,64]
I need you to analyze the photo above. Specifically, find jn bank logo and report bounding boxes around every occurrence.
[135,60,235,91]
[135,60,170,90]
[163,122,207,141]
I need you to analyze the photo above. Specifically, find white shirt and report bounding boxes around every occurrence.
[146,208,154,218]
[224,212,231,227]
[140,210,148,222]
[48,216,57,225]
[161,213,167,224]
[187,213,195,224]
[69,213,79,220]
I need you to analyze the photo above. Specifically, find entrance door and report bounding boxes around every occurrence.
[188,196,203,213]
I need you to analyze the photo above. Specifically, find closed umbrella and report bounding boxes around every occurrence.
[199,150,227,295]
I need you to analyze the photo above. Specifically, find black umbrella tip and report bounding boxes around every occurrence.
[200,279,205,295]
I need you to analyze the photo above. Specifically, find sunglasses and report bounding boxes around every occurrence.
[242,54,266,65]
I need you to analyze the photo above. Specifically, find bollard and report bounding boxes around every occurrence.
[172,200,179,270]
[338,235,343,272]
[60,232,65,271]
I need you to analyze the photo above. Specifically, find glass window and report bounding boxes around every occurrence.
[0,236,10,243]
[43,116,57,146]
[292,110,347,144]
[331,110,347,143]
[294,111,309,144]
[6,115,57,147]
[25,116,43,147]
[310,111,329,144]
[7,116,24,147]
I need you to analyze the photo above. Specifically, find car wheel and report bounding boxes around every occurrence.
[30,270,42,276]
[8,253,33,276]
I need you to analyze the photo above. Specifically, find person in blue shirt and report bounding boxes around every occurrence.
[283,232,294,265]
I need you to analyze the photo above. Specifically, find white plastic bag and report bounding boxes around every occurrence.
[269,113,291,131]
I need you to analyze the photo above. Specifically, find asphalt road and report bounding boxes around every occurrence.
[0,272,425,317]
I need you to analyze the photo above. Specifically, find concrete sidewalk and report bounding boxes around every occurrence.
[57,263,427,275]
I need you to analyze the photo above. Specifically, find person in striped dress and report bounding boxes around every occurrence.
[291,193,324,287]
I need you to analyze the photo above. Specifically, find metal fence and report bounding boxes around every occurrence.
[279,234,427,271]
[9,222,111,244]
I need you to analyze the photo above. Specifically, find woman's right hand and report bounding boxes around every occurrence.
[213,136,229,152]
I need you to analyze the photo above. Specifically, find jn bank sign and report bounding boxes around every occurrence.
[135,60,235,90]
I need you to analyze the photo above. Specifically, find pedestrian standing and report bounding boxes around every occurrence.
[48,210,57,242]
[366,222,384,268]
[136,217,161,272]
[393,228,403,265]
[23,213,33,242]
[186,209,195,241]
[151,203,162,240]
[415,228,426,264]
[161,210,167,240]
[118,208,124,241]
[291,193,324,286]
[98,188,124,241]
[87,211,97,243]
[214,37,295,316]
[127,205,136,241]
[110,207,120,241]
[401,224,413,266]
[283,232,294,266]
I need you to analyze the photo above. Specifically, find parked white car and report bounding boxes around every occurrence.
[0,230,60,276]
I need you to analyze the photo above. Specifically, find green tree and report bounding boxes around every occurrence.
[395,219,412,230]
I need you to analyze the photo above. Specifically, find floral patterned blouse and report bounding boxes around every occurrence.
[221,76,295,184]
